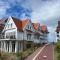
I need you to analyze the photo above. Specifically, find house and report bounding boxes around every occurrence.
[56,21,60,42]
[0,16,35,52]
[32,23,43,43]
[0,18,8,39]
[40,25,49,44]
[0,16,49,53]
[32,23,49,44]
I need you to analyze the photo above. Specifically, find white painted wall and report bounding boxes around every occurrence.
[17,31,25,40]
[4,17,17,30]
[56,31,60,42]
[3,17,17,39]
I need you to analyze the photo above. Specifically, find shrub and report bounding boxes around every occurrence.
[57,53,60,60]
[55,43,60,53]
[0,51,18,60]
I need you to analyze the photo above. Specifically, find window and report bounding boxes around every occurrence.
[6,32,16,39]
[57,35,59,37]
[27,34,31,40]
[28,25,31,30]
[57,31,59,34]
[30,26,31,29]
[11,23,12,27]
[34,35,39,39]
[28,25,29,29]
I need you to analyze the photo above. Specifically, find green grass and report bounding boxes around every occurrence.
[54,42,60,60]
[0,46,39,60]
[54,49,58,60]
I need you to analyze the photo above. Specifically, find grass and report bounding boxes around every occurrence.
[54,42,60,60]
[0,46,39,60]
[54,49,58,60]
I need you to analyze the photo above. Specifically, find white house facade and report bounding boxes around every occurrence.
[56,21,60,42]
[0,16,49,53]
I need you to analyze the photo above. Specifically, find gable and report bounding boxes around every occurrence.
[25,21,35,32]
[4,17,17,30]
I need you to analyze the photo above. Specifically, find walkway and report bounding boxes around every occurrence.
[25,44,54,60]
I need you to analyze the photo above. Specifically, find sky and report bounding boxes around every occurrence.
[0,0,60,42]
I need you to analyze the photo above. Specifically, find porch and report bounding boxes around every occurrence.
[0,40,33,53]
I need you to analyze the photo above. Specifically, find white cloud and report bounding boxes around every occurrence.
[48,26,56,42]
[0,1,10,18]
[21,0,60,23]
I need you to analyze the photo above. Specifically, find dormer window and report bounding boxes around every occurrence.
[28,25,31,30]
[28,25,29,29]
[30,26,31,29]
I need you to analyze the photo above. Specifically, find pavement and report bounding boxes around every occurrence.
[25,44,54,60]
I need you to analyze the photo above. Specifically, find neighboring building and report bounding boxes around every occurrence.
[0,18,7,39]
[0,16,49,53]
[32,23,43,43]
[40,25,49,44]
[56,21,60,42]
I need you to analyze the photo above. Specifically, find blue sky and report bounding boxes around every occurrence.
[0,0,60,42]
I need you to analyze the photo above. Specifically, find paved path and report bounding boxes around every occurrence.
[25,44,54,60]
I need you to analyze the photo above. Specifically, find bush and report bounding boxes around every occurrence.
[0,46,39,60]
[0,51,18,60]
[57,53,60,60]
[55,43,60,53]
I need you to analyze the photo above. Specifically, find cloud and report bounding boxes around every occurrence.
[6,4,32,20]
[0,0,60,26]
[0,0,32,19]
[20,0,60,23]
[31,1,60,22]
[48,26,56,42]
[0,0,10,18]
[0,0,59,42]
[1,0,60,22]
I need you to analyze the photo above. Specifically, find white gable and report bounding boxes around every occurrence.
[3,16,17,39]
[4,16,17,30]
[24,21,35,32]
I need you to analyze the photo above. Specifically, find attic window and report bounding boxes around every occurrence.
[28,25,29,29]
[30,26,31,29]
[28,25,31,30]
[11,23,12,27]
